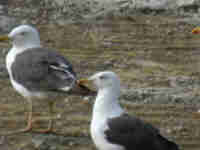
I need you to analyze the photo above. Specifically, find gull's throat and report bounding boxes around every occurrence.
[93,87,123,120]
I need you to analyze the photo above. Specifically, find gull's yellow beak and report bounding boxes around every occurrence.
[78,78,93,87]
[77,78,95,92]
[192,27,200,34]
[0,35,10,42]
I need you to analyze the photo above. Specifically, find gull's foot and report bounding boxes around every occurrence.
[2,121,32,135]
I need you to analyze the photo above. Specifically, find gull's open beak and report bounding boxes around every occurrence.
[68,79,96,96]
[78,78,94,90]
[78,78,91,85]
[0,35,10,42]
[192,27,200,34]
[77,78,97,94]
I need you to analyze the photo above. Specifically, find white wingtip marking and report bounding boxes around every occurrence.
[60,86,71,92]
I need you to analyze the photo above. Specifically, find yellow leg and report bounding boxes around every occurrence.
[4,99,33,135]
[3,100,55,135]
[24,98,33,131]
[34,101,53,133]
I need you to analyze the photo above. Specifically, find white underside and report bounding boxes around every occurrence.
[60,86,71,92]
[10,78,46,99]
[91,114,125,150]
[91,88,125,150]
[6,46,45,99]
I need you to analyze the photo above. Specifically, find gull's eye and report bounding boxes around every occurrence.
[99,75,106,80]
[20,32,26,36]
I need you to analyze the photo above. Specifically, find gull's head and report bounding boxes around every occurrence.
[89,71,120,90]
[0,25,40,48]
[79,71,120,92]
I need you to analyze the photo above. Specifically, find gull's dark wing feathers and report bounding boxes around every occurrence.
[105,114,179,150]
[11,47,76,92]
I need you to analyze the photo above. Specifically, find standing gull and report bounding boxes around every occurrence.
[0,25,86,134]
[79,71,179,150]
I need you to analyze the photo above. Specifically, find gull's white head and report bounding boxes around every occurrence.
[86,71,123,115]
[8,25,40,48]
[89,71,120,91]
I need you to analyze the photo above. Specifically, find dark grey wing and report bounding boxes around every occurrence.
[105,114,179,150]
[12,47,76,92]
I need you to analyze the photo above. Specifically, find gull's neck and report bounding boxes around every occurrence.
[12,40,41,53]
[6,40,41,75]
[92,86,124,120]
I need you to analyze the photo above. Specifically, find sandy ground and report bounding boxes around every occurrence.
[0,15,200,150]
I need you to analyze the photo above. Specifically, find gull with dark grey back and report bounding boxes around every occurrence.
[79,71,179,150]
[0,25,89,134]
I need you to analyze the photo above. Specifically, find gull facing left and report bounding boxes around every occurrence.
[79,71,179,150]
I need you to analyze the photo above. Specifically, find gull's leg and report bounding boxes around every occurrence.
[24,98,33,131]
[4,99,33,135]
[34,101,53,133]
[15,98,33,132]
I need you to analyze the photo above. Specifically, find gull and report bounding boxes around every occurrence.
[79,71,179,150]
[0,25,89,134]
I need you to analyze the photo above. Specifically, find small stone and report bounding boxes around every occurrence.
[83,96,90,101]
[32,138,45,148]
[54,0,66,6]
[68,141,74,146]
[0,136,5,145]
[50,146,57,150]
[0,5,4,11]
[64,98,70,103]
[57,113,61,119]
[0,16,17,32]
[166,128,172,134]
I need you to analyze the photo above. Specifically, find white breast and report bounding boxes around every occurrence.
[6,48,17,75]
[90,115,124,150]
[6,48,30,98]
[6,47,45,99]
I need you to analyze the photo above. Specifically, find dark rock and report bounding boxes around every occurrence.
[0,15,17,33]
[5,0,200,24]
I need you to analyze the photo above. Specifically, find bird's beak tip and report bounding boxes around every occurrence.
[77,78,96,95]
[0,35,10,41]
[77,78,90,85]
[192,27,200,34]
